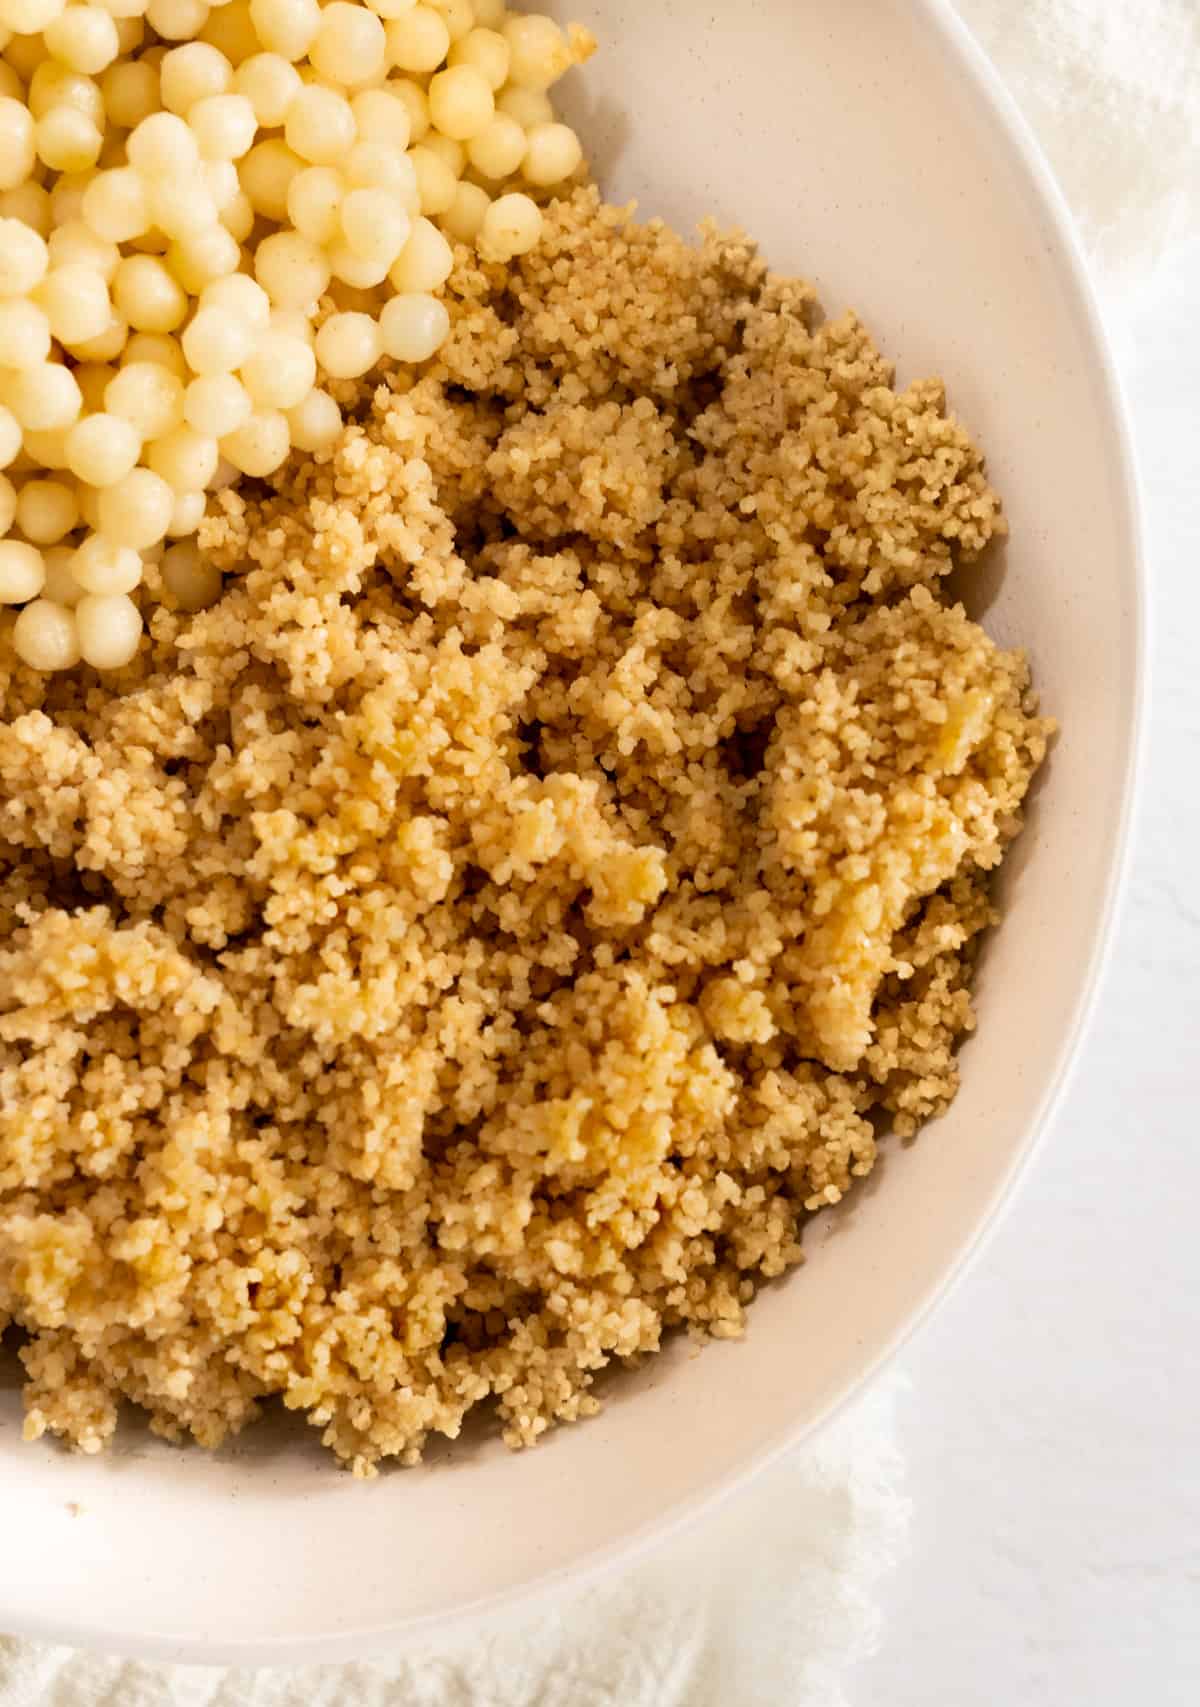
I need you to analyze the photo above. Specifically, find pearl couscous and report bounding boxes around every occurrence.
[0,187,1051,1472]
[0,0,594,670]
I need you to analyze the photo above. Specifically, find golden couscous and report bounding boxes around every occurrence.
[0,187,1051,1473]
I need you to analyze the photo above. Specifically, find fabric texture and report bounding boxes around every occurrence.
[953,0,1200,304]
[3,3,1193,1703]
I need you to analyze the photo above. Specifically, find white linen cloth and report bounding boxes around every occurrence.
[3,3,1194,1701]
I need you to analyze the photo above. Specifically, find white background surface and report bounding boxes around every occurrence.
[859,231,1200,1704]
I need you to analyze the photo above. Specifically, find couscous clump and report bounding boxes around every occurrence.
[0,189,1051,1472]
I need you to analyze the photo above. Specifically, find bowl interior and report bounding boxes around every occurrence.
[0,0,1141,1663]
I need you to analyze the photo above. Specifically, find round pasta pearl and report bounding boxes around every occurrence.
[388,76,428,141]
[285,384,339,451]
[70,530,142,591]
[13,598,80,668]
[234,51,300,126]
[82,165,149,241]
[43,5,120,74]
[286,162,342,242]
[0,540,45,604]
[1,180,53,235]
[478,189,541,260]
[6,363,83,432]
[113,253,188,331]
[181,305,255,372]
[440,177,489,243]
[502,14,571,91]
[65,410,142,483]
[428,63,493,141]
[97,465,173,547]
[35,106,103,171]
[325,241,389,289]
[471,0,506,27]
[105,359,184,435]
[378,290,448,363]
[199,270,269,326]
[339,186,409,263]
[167,221,242,291]
[159,41,231,113]
[314,310,380,378]
[349,86,410,148]
[384,4,448,73]
[101,58,161,128]
[0,474,13,535]
[183,371,251,436]
[69,310,127,361]
[253,228,330,306]
[448,26,509,90]
[145,0,209,40]
[409,143,456,215]
[364,0,415,16]
[166,486,206,535]
[48,218,119,279]
[189,91,257,158]
[161,538,221,607]
[121,332,188,378]
[494,84,552,130]
[41,543,85,605]
[0,217,49,294]
[146,423,218,491]
[522,120,581,186]
[33,261,109,344]
[127,109,199,175]
[16,477,79,543]
[388,215,451,292]
[239,137,302,218]
[0,97,36,192]
[310,1,385,86]
[248,0,319,61]
[0,405,22,469]
[284,85,356,165]
[219,406,288,475]
[0,299,52,369]
[466,111,524,180]
[240,328,314,407]
[27,63,105,126]
[75,589,142,666]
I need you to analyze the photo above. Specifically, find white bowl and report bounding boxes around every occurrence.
[0,0,1144,1663]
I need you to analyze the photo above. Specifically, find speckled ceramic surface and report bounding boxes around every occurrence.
[0,0,1144,1663]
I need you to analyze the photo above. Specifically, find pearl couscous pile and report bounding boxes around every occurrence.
[0,0,592,671]
[0,185,1051,1472]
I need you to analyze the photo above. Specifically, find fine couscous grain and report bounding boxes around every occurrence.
[0,189,1051,1473]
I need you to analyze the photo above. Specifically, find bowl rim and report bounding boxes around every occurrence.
[2,0,1149,1667]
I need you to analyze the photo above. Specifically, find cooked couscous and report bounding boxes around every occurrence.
[0,187,1051,1473]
